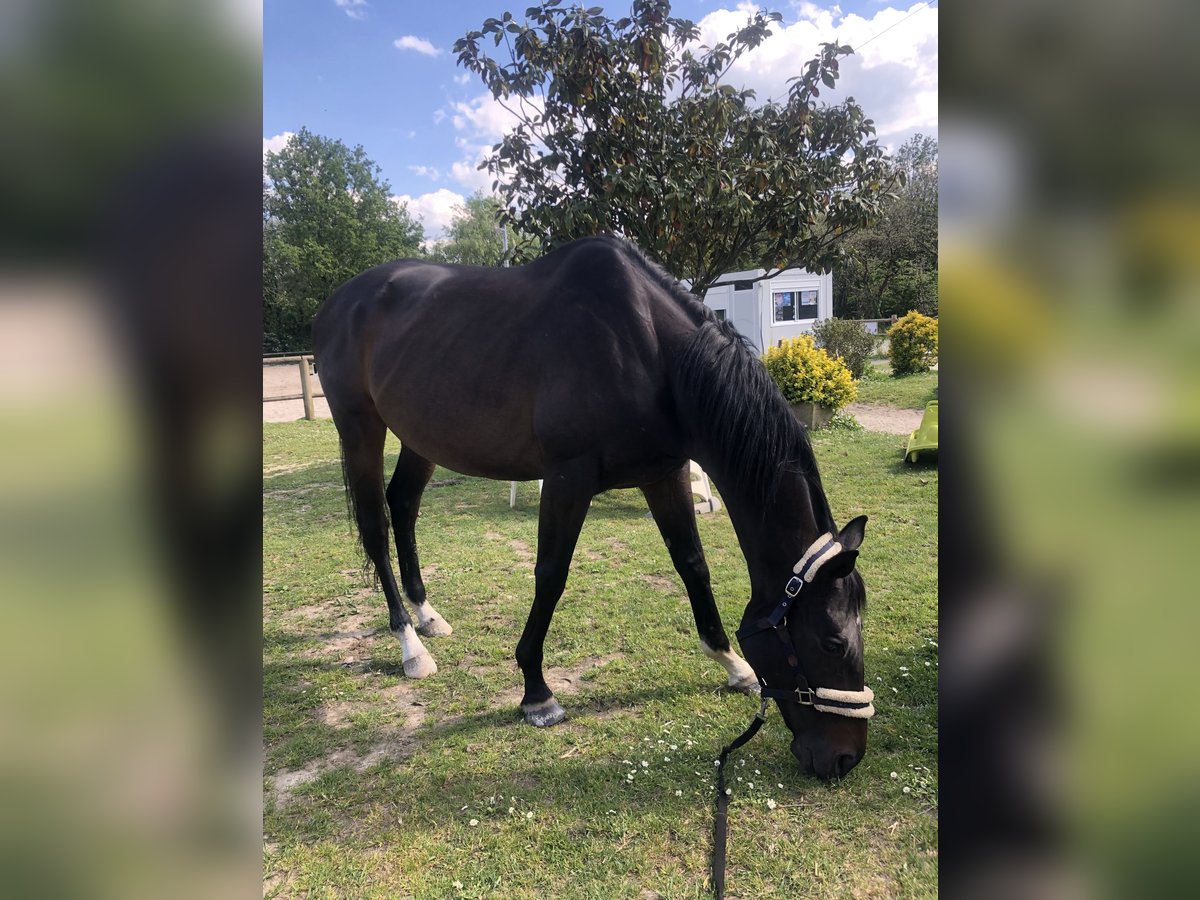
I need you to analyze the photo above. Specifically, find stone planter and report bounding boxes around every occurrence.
[789,401,835,430]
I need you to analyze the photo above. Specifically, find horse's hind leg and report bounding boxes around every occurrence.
[641,466,758,693]
[333,407,437,678]
[386,447,452,637]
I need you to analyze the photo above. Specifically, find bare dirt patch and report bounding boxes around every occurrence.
[495,653,624,706]
[845,402,922,436]
[640,573,679,593]
[298,611,381,665]
[484,530,535,567]
[317,682,423,731]
[263,480,340,500]
[270,682,426,805]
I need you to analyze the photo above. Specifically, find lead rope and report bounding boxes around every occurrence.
[712,697,769,900]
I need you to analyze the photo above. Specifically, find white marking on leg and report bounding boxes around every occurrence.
[700,639,758,691]
[414,601,453,636]
[393,624,437,679]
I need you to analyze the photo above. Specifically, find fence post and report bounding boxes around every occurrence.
[298,356,315,421]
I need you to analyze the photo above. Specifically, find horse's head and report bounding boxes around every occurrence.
[738,515,872,781]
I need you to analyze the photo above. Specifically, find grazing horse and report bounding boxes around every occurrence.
[312,235,872,779]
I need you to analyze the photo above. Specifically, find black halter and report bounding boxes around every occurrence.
[711,534,875,899]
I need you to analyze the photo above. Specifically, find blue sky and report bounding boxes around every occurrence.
[264,1,937,239]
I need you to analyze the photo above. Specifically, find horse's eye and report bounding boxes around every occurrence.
[821,636,847,655]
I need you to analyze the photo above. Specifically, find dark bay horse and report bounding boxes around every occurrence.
[312,235,872,779]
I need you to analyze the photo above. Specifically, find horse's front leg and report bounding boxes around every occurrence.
[641,466,758,693]
[514,462,595,726]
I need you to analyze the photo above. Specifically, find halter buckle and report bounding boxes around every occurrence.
[794,688,815,705]
[784,575,804,597]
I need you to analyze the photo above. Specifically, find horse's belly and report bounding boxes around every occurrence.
[376,393,545,481]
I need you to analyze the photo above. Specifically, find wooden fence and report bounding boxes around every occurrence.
[263,354,323,420]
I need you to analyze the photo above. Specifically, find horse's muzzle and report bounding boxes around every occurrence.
[793,740,865,781]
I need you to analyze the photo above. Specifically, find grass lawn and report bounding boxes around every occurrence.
[854,367,939,411]
[264,421,938,898]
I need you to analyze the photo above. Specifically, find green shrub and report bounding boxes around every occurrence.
[888,311,939,376]
[762,335,857,412]
[812,318,877,379]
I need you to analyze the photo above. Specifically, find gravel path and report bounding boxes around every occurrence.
[845,402,922,436]
[263,362,330,423]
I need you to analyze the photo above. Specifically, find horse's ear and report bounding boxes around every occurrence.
[822,549,859,580]
[838,515,868,553]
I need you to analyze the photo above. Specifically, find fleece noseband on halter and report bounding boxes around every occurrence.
[734,532,875,719]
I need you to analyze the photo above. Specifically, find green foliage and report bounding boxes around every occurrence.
[812,317,877,379]
[887,311,939,376]
[762,334,857,411]
[454,1,896,295]
[429,192,539,266]
[263,128,424,352]
[834,134,938,319]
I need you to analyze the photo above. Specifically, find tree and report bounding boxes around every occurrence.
[263,128,423,352]
[430,192,538,266]
[834,133,938,319]
[453,0,896,296]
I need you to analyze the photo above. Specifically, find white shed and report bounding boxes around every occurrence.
[697,267,834,354]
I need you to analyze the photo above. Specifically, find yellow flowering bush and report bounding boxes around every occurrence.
[762,334,857,411]
[888,311,939,376]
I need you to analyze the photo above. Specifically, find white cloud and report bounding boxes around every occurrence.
[454,72,472,86]
[448,93,535,138]
[408,164,441,181]
[263,131,294,160]
[450,158,493,194]
[393,188,466,240]
[394,35,442,58]
[694,3,937,146]
[438,93,544,193]
[334,0,368,20]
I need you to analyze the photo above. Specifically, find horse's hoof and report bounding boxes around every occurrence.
[416,616,453,637]
[522,698,566,727]
[403,653,438,679]
[728,674,761,695]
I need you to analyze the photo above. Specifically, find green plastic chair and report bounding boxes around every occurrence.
[905,400,938,463]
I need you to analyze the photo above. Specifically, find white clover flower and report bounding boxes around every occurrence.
[525,811,534,819]
[903,787,911,794]
[453,880,464,890]
[641,760,649,767]
[748,782,754,789]
[890,771,898,779]
[670,744,678,750]
[725,788,732,796]
[675,789,683,797]
[664,756,670,762]
[767,799,777,810]
[468,819,479,826]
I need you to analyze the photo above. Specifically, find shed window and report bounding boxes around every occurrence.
[732,280,755,291]
[772,289,818,322]
[713,308,727,322]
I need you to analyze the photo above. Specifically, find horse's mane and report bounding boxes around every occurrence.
[608,237,837,530]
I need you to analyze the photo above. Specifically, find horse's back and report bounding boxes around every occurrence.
[314,238,695,481]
